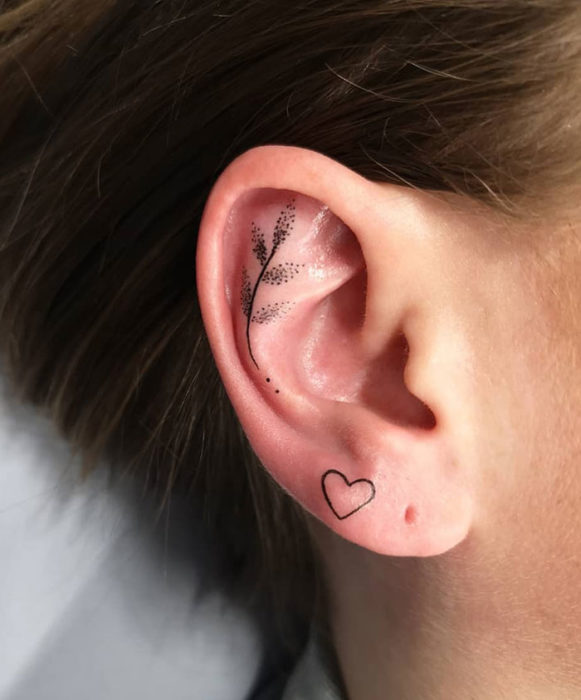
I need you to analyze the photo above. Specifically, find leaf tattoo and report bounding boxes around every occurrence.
[240,267,253,319]
[262,262,303,285]
[240,198,303,369]
[251,224,268,266]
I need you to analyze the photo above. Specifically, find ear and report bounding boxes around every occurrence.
[196,145,474,557]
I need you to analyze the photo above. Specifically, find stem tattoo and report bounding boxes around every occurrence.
[240,198,303,369]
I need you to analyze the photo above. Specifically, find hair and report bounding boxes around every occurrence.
[1,0,580,653]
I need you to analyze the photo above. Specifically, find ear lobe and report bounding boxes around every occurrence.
[196,145,473,558]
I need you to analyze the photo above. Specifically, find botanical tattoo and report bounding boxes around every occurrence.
[240,198,304,370]
[321,469,376,520]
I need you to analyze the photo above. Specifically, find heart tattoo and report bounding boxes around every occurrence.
[321,469,376,520]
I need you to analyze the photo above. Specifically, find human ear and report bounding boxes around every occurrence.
[196,145,473,557]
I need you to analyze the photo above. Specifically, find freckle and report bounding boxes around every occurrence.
[404,506,417,524]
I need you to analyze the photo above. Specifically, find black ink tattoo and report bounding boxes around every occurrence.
[251,300,295,324]
[240,198,303,369]
[321,469,376,520]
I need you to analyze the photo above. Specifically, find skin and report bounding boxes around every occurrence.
[197,146,581,700]
[311,192,581,700]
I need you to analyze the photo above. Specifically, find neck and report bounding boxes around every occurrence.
[311,522,581,700]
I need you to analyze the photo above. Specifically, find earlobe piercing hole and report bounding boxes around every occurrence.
[404,505,417,524]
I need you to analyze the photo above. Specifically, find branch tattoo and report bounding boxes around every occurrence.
[240,198,303,370]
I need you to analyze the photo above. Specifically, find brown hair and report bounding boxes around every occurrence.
[1,0,580,648]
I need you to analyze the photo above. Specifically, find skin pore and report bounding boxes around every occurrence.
[310,192,581,700]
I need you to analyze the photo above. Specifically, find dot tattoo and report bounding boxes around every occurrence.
[240,267,252,319]
[262,262,305,285]
[240,198,300,370]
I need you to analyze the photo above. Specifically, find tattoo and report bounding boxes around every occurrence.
[321,469,376,520]
[240,198,304,369]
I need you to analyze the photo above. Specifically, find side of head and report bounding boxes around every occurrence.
[196,144,581,584]
[1,0,581,645]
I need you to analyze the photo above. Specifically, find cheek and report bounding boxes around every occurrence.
[477,235,581,550]
[523,375,581,521]
[470,270,581,626]
[527,234,581,523]
[531,336,581,538]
